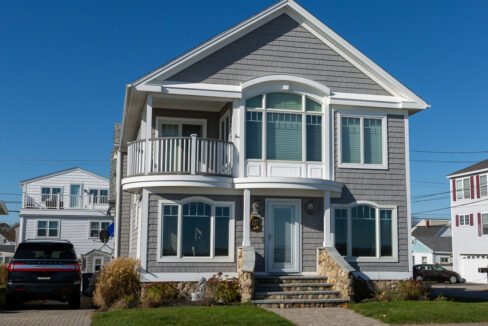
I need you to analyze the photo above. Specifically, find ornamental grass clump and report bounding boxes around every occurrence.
[375,279,430,302]
[141,283,180,308]
[93,257,141,309]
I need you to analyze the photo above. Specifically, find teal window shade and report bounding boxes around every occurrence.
[364,118,383,164]
[162,205,178,256]
[305,98,322,112]
[266,113,302,161]
[351,205,376,257]
[341,117,361,163]
[246,95,262,108]
[246,112,262,159]
[334,209,348,256]
[266,93,302,110]
[306,115,322,161]
[380,209,392,257]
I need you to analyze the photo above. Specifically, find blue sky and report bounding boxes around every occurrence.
[0,0,487,224]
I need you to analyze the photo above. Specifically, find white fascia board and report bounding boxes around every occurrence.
[447,168,488,179]
[120,84,133,146]
[234,177,343,193]
[135,82,242,99]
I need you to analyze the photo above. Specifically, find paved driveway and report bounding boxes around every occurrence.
[0,301,93,326]
[430,283,488,301]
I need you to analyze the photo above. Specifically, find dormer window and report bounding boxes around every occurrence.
[245,92,323,162]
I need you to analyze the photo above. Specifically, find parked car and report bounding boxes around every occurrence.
[413,264,463,283]
[6,240,81,309]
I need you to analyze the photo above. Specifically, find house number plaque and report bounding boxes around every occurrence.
[250,215,262,232]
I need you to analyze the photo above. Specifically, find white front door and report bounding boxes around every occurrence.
[266,200,300,273]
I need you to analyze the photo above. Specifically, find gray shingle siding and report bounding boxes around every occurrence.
[333,113,409,272]
[146,194,243,273]
[118,153,131,257]
[164,14,390,96]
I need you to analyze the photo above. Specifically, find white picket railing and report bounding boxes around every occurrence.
[23,193,109,209]
[127,135,234,177]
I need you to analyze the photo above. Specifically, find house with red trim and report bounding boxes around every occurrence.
[448,159,488,283]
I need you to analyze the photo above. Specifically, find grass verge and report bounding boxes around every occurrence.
[92,305,293,326]
[350,300,488,324]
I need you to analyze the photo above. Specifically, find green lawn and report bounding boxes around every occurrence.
[92,305,293,326]
[350,300,488,324]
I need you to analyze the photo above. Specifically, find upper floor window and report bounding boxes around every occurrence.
[41,187,62,202]
[89,189,108,204]
[480,175,487,197]
[333,202,396,261]
[245,92,322,162]
[456,178,470,200]
[339,113,387,169]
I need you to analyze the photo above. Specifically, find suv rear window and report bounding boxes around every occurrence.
[14,243,76,260]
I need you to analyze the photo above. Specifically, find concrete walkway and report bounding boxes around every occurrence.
[0,302,93,326]
[268,307,386,326]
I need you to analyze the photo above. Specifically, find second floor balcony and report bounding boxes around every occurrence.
[127,135,234,178]
[23,193,109,210]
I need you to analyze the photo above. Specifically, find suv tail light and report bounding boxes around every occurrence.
[74,262,81,273]
[7,261,14,272]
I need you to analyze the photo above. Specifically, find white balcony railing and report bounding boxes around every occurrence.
[23,193,108,210]
[127,136,234,177]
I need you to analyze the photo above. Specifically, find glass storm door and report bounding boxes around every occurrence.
[267,201,300,273]
[69,184,81,208]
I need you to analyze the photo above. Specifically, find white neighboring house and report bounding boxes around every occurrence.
[448,159,488,283]
[18,167,114,272]
[411,219,452,268]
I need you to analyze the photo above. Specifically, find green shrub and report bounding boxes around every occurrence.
[207,273,240,304]
[0,264,7,286]
[141,283,179,308]
[93,257,141,310]
[375,280,430,302]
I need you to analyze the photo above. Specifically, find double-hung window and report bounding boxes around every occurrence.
[459,214,470,226]
[90,221,111,238]
[89,189,109,204]
[456,178,471,200]
[339,113,387,169]
[333,203,397,261]
[482,213,488,235]
[245,92,323,162]
[159,198,235,262]
[480,175,487,197]
[37,220,59,238]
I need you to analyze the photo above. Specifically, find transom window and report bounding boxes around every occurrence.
[245,92,323,162]
[333,203,396,260]
[339,114,386,168]
[90,221,111,238]
[456,178,471,200]
[159,198,235,262]
[37,220,59,238]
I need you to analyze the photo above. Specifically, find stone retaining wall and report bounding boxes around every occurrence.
[317,247,355,300]
[237,246,255,302]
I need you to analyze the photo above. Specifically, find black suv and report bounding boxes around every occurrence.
[413,264,463,284]
[6,240,81,309]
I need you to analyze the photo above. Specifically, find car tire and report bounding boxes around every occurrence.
[449,275,458,284]
[415,275,423,281]
[68,294,81,309]
[5,294,18,310]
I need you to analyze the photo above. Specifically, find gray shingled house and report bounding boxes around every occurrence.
[112,0,428,306]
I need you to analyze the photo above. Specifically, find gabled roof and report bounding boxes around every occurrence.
[0,201,7,215]
[130,0,428,109]
[84,248,112,257]
[412,225,452,253]
[20,167,109,185]
[448,159,488,178]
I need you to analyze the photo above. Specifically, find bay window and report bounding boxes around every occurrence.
[245,92,322,162]
[339,113,387,169]
[159,198,235,262]
[333,203,397,261]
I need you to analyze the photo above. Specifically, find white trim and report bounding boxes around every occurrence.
[122,175,234,191]
[404,112,413,273]
[332,201,399,263]
[135,82,242,99]
[241,75,330,96]
[242,189,251,247]
[92,255,104,273]
[141,272,238,282]
[155,117,207,138]
[355,271,411,280]
[448,168,488,179]
[234,177,342,192]
[19,209,109,217]
[20,167,109,185]
[156,196,235,263]
[265,198,301,273]
[140,189,149,269]
[336,110,388,170]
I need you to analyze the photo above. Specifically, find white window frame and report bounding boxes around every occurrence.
[337,110,388,170]
[456,177,471,200]
[440,256,449,264]
[332,201,398,262]
[219,110,232,141]
[480,175,487,197]
[157,196,235,263]
[155,117,207,138]
[89,189,109,204]
[89,220,111,239]
[36,219,60,239]
[92,256,104,272]
[245,92,324,163]
[481,212,488,235]
[459,214,470,226]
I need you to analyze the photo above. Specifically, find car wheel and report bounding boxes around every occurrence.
[68,294,81,309]
[415,275,423,281]
[5,294,18,310]
[449,275,458,284]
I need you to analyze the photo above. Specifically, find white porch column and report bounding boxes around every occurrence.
[242,188,251,247]
[323,190,333,247]
[144,95,153,174]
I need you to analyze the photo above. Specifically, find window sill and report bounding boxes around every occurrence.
[338,163,388,170]
[157,256,235,263]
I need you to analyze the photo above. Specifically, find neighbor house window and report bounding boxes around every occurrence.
[422,256,427,264]
[459,214,470,226]
[90,221,111,238]
[159,198,235,261]
[333,203,396,260]
[89,189,109,204]
[440,257,449,264]
[339,114,386,168]
[37,220,59,238]
[482,213,488,235]
[456,178,471,200]
[245,92,322,162]
[480,175,487,197]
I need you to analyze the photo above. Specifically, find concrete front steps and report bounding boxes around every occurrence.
[252,275,348,308]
